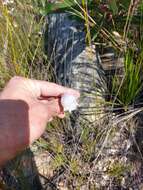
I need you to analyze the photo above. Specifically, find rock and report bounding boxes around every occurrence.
[45,13,107,124]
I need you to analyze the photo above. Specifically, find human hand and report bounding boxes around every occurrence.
[0,76,79,165]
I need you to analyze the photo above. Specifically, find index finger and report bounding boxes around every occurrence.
[35,80,80,98]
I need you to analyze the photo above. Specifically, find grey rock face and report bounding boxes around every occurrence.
[46,13,107,123]
[46,13,86,86]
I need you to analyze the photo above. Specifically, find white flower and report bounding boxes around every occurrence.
[61,93,78,113]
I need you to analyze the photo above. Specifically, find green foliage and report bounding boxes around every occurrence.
[69,158,80,175]
[109,0,118,15]
[40,0,78,15]
[108,162,130,180]
[113,49,143,109]
[51,153,66,169]
[40,0,95,15]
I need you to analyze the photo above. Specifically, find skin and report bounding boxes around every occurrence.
[0,76,80,166]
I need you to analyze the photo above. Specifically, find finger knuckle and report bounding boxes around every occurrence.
[10,76,22,84]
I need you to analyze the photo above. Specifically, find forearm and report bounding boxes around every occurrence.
[0,101,16,166]
[0,149,15,166]
[0,100,29,166]
[0,122,15,166]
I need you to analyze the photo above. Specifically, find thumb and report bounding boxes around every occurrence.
[29,98,63,144]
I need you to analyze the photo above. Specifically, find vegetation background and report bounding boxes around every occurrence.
[0,0,143,189]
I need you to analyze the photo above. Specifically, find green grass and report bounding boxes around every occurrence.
[0,0,50,89]
[108,161,131,181]
[112,48,143,110]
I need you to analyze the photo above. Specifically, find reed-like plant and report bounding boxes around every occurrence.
[0,0,48,89]
[113,49,143,110]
